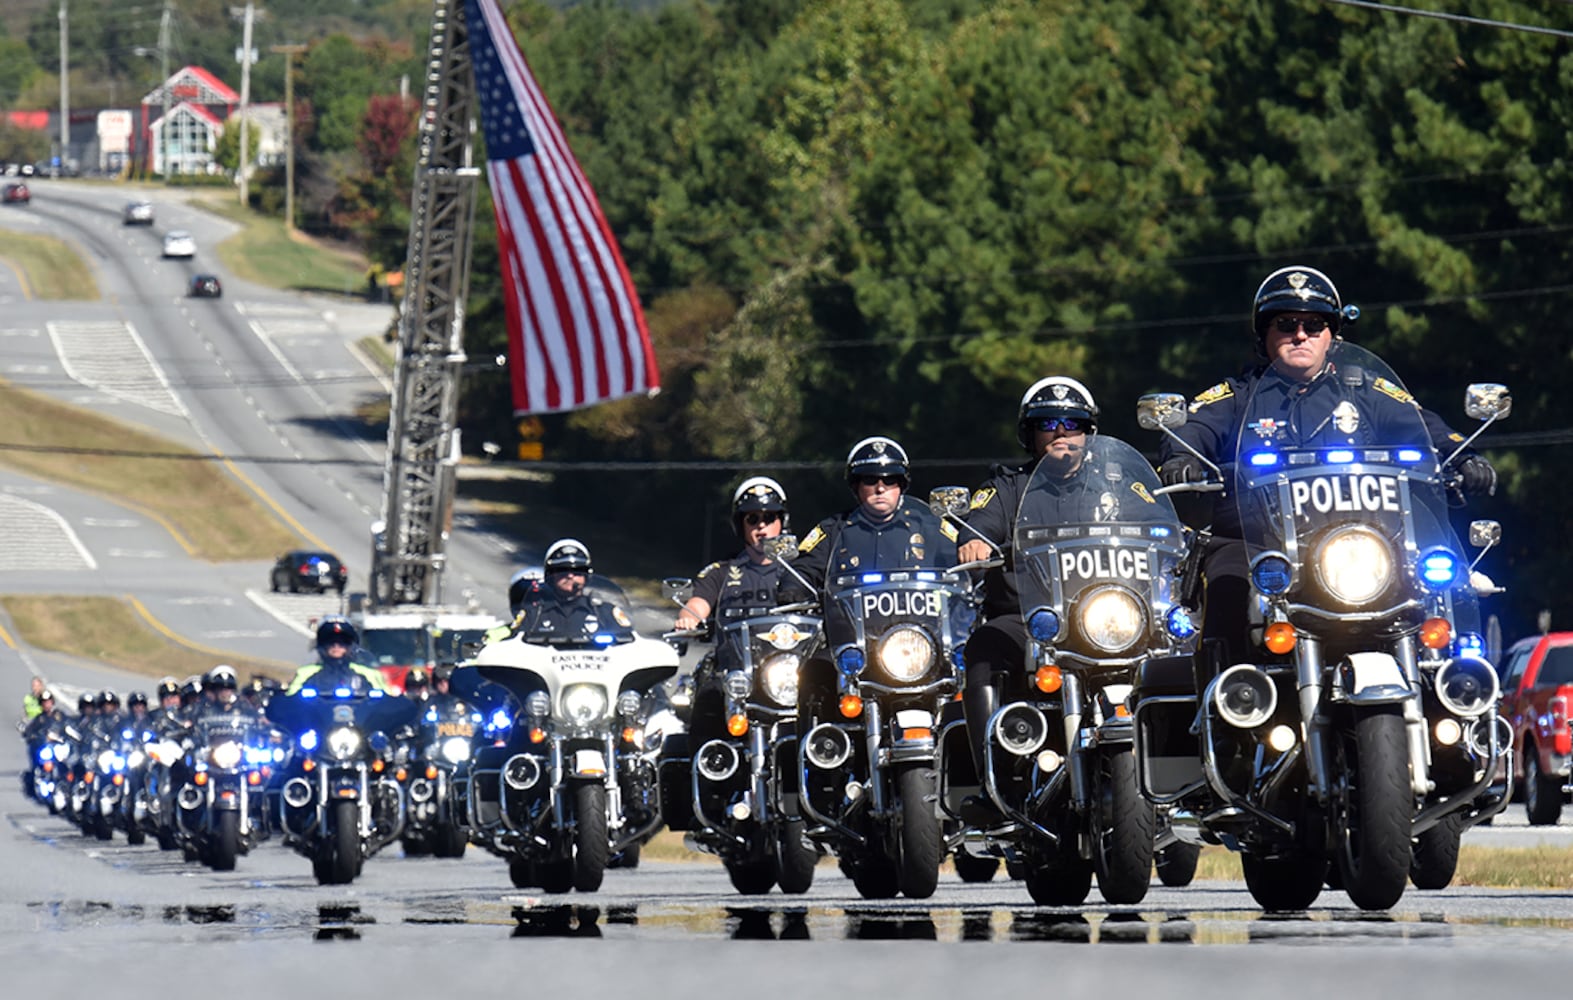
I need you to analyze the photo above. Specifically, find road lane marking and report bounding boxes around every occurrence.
[0,494,97,570]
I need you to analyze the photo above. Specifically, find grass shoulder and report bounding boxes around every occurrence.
[1,594,295,683]
[194,195,370,297]
[0,379,301,560]
[0,229,100,301]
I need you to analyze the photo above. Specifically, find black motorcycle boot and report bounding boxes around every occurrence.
[959,678,1003,825]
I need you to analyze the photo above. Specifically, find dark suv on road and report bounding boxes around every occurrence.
[1499,632,1573,824]
[269,550,349,595]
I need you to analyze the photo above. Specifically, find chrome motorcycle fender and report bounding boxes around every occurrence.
[569,748,608,778]
[1335,652,1413,705]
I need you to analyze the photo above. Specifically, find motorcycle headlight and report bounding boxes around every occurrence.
[723,670,751,700]
[1315,526,1393,606]
[440,736,472,764]
[326,726,362,759]
[876,626,935,683]
[617,690,644,717]
[210,741,242,770]
[525,691,552,717]
[126,750,146,770]
[761,653,801,705]
[97,749,123,772]
[1077,586,1145,654]
[561,684,609,726]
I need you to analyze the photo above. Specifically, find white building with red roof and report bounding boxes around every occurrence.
[141,65,240,175]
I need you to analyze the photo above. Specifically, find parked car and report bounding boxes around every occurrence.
[269,550,348,595]
[123,200,154,225]
[162,230,196,258]
[188,274,222,298]
[1499,632,1573,824]
[2,182,29,205]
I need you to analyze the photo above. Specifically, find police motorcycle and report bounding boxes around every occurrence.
[172,716,279,869]
[455,575,679,893]
[936,441,1189,905]
[790,494,986,900]
[266,685,418,884]
[1134,345,1511,911]
[659,560,824,895]
[20,714,70,814]
[78,711,134,842]
[396,697,482,858]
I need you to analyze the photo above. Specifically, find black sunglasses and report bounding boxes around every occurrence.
[1271,315,1330,335]
[856,474,903,487]
[742,511,781,526]
[1032,416,1090,434]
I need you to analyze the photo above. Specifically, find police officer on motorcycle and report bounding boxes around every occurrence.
[198,666,262,724]
[284,618,394,696]
[510,539,630,639]
[674,476,794,631]
[1156,265,1499,666]
[957,376,1108,790]
[789,436,958,596]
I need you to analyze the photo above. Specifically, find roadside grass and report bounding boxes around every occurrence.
[196,195,368,296]
[1,594,296,683]
[0,378,301,560]
[0,229,100,300]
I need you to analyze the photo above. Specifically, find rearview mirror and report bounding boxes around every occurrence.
[928,486,970,519]
[661,577,694,605]
[1468,520,1502,548]
[1464,383,1511,422]
[761,534,799,562]
[1137,393,1189,431]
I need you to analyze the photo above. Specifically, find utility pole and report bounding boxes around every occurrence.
[58,0,68,176]
[159,0,172,177]
[270,43,305,233]
[232,3,258,206]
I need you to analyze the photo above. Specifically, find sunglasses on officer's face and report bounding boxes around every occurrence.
[856,475,903,488]
[742,512,781,526]
[1271,315,1330,335]
[1032,417,1090,434]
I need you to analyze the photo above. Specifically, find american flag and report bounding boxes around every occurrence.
[467,0,660,415]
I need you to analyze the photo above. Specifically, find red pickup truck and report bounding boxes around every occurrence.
[1499,632,1573,824]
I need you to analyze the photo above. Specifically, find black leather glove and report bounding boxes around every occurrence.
[1159,455,1204,486]
[1457,454,1497,497]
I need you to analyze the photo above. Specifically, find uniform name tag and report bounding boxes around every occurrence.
[1291,475,1401,517]
[862,591,942,618]
[1059,549,1152,582]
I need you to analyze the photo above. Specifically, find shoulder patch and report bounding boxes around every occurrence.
[1372,377,1415,405]
[612,606,632,627]
[969,487,996,511]
[799,526,825,553]
[1447,432,1464,443]
[941,520,958,542]
[1131,482,1156,504]
[1190,382,1233,412]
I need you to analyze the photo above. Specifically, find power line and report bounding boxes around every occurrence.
[1320,0,1573,39]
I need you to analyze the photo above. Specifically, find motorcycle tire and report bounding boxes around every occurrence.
[851,851,901,900]
[319,799,360,885]
[572,783,609,893]
[508,856,536,889]
[156,826,179,851]
[1410,813,1465,890]
[432,822,468,859]
[93,813,114,841]
[609,842,640,869]
[774,819,817,894]
[1154,843,1201,888]
[951,851,1000,884]
[1093,749,1157,904]
[726,858,776,895]
[896,765,942,899]
[1334,710,1412,911]
[1022,851,1094,906]
[1242,852,1326,911]
[210,811,240,872]
[538,857,574,894]
[125,821,146,847]
[1525,751,1564,826]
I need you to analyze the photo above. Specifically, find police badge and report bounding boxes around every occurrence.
[1332,400,1360,435]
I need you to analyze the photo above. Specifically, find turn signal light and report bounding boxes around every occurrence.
[727,715,749,737]
[529,728,547,744]
[839,694,863,718]
[1420,617,1452,650]
[1113,703,1130,719]
[372,759,385,773]
[302,758,316,772]
[112,774,124,787]
[425,765,438,781]
[1264,622,1297,654]
[901,728,932,742]
[1035,666,1063,694]
[394,767,408,782]
[193,772,207,786]
[247,771,262,786]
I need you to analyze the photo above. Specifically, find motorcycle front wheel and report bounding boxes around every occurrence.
[572,783,609,892]
[1334,709,1412,911]
[318,799,360,885]
[1242,851,1326,911]
[210,810,240,871]
[1092,748,1156,904]
[1154,843,1201,887]
[774,818,817,894]
[896,765,942,899]
[1410,812,1465,890]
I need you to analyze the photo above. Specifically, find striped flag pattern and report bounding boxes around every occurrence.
[467,0,660,415]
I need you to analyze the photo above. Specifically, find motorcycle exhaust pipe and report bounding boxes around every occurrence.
[803,723,853,771]
[1435,656,1500,719]
[408,778,434,803]
[1211,664,1278,729]
[176,785,204,811]
[991,703,1049,757]
[503,754,542,791]
[695,739,742,782]
[282,777,314,809]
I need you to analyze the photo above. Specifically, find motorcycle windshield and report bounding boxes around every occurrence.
[824,570,973,687]
[265,690,418,739]
[717,613,823,676]
[1013,435,1188,665]
[1233,340,1458,620]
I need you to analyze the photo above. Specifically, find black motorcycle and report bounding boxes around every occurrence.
[173,715,275,870]
[268,688,417,884]
[398,698,481,858]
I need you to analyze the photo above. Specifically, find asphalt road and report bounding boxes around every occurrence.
[7,179,1573,998]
